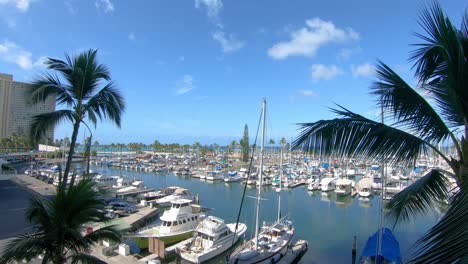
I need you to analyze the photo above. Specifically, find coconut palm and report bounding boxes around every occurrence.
[0,178,121,264]
[29,49,125,186]
[293,2,467,263]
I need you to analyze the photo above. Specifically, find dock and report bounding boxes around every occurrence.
[115,188,155,198]
[277,240,308,264]
[96,206,159,233]
[289,180,307,188]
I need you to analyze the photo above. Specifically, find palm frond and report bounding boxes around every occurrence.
[411,1,467,127]
[30,73,74,107]
[30,110,75,142]
[84,225,121,244]
[25,194,54,232]
[385,169,449,227]
[293,106,427,165]
[408,187,468,263]
[0,233,49,264]
[373,62,451,144]
[84,82,125,128]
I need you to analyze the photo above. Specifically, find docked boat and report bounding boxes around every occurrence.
[156,188,194,207]
[143,186,178,201]
[356,178,374,198]
[136,199,205,245]
[116,180,145,193]
[320,177,336,192]
[228,99,296,264]
[206,171,223,181]
[307,180,320,191]
[224,172,241,182]
[335,178,354,196]
[176,216,247,263]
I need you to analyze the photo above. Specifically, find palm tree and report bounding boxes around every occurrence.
[293,3,467,263]
[0,178,121,264]
[30,49,125,186]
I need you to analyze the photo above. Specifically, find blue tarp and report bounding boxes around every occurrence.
[360,228,402,264]
[323,163,329,169]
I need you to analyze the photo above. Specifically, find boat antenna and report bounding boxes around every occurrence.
[227,100,264,256]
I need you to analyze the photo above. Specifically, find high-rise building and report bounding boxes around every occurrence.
[0,73,56,140]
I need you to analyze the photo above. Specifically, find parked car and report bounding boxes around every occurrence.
[108,201,138,214]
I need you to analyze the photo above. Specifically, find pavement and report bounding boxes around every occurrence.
[0,180,35,240]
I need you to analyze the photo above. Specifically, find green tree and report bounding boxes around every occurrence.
[152,140,162,152]
[0,178,121,264]
[293,3,467,262]
[230,140,238,153]
[240,124,249,162]
[29,49,125,186]
[269,139,275,154]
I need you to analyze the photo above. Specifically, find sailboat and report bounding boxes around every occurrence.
[359,103,402,264]
[227,98,294,264]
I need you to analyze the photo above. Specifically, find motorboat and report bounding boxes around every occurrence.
[177,216,247,263]
[320,177,336,192]
[335,178,354,196]
[136,199,205,245]
[156,188,194,207]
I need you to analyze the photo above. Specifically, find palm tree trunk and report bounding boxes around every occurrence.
[63,121,81,187]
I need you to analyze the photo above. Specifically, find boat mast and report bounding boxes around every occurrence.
[255,98,266,250]
[377,96,385,259]
[278,144,283,222]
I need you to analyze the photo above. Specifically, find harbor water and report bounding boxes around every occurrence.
[91,165,439,263]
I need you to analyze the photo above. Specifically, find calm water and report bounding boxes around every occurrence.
[90,165,439,263]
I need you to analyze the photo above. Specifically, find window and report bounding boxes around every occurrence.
[173,221,178,226]
[179,220,183,225]
[167,222,172,227]
[195,216,198,219]
[183,219,186,224]
[191,217,195,221]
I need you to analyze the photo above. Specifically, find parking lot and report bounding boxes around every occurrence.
[0,180,33,239]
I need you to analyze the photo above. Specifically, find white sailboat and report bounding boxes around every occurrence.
[228,99,295,264]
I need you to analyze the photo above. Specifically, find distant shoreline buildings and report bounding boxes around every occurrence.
[0,73,55,141]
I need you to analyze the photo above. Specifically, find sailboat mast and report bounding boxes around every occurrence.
[377,97,385,259]
[278,145,283,222]
[255,98,266,250]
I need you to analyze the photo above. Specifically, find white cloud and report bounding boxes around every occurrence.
[298,89,317,97]
[351,63,375,78]
[176,74,195,95]
[311,64,343,81]
[0,0,32,12]
[212,31,244,53]
[268,18,359,60]
[194,0,223,25]
[128,33,136,41]
[0,40,46,70]
[95,0,114,13]
[65,0,76,14]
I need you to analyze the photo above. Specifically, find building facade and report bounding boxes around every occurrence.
[0,73,55,140]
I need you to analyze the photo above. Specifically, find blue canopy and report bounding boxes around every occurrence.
[360,228,402,264]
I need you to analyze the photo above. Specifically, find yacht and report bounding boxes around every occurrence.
[156,188,194,207]
[320,177,337,192]
[137,199,205,245]
[116,180,145,193]
[206,171,223,181]
[357,178,374,198]
[177,216,247,263]
[307,180,320,191]
[335,178,354,196]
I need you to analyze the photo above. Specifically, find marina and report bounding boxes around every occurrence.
[83,163,440,263]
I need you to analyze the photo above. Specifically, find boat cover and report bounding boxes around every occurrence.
[360,228,402,264]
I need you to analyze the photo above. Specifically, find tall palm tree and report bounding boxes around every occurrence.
[293,2,467,263]
[0,178,121,264]
[30,49,125,186]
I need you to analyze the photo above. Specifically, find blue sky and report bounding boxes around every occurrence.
[0,0,464,145]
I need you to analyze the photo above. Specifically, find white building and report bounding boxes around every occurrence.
[0,73,55,140]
